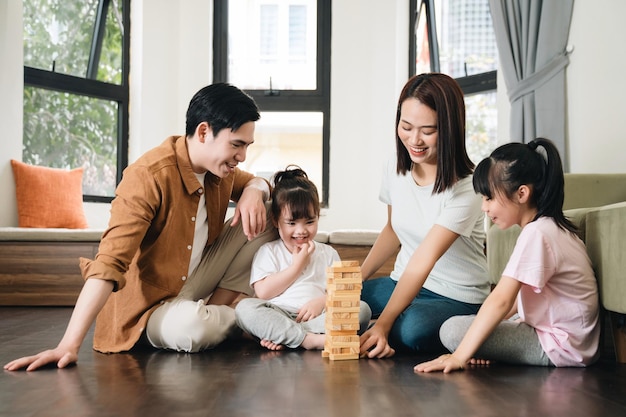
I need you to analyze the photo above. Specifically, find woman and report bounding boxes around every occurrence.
[360,73,490,358]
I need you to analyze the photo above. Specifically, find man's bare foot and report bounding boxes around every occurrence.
[260,339,285,351]
[300,333,325,350]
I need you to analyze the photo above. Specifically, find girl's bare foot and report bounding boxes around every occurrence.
[260,339,285,351]
[300,333,325,350]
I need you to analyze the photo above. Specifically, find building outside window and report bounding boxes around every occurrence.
[412,0,498,164]
[214,0,331,205]
[23,0,130,201]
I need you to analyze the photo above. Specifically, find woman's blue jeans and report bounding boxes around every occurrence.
[361,277,481,353]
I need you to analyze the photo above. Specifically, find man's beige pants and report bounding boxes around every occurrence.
[146,214,277,352]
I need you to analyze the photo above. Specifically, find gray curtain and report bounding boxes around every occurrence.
[489,0,574,169]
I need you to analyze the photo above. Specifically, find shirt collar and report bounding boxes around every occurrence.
[174,135,207,195]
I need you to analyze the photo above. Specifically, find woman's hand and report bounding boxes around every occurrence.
[414,353,466,374]
[359,324,396,358]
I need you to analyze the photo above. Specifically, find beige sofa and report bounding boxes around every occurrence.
[486,173,626,362]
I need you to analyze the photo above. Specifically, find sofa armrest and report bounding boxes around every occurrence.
[585,201,626,313]
[486,225,520,285]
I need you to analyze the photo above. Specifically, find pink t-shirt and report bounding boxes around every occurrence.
[503,217,600,367]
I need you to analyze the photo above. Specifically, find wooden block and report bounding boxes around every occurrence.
[329,311,360,320]
[327,283,362,292]
[327,330,357,336]
[329,351,360,361]
[327,272,362,279]
[326,299,361,310]
[326,297,360,307]
[327,294,360,304]
[327,266,362,274]
[326,276,363,285]
[331,344,359,351]
[328,346,359,356]
[326,302,361,314]
[326,334,359,342]
[325,315,360,323]
[323,336,360,361]
[326,322,361,331]
[332,260,359,267]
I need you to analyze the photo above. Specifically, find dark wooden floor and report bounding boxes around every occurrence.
[2,307,625,417]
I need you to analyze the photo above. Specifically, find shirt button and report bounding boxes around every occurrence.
[198,188,203,194]
[181,276,187,281]
[191,216,196,222]
[187,245,192,250]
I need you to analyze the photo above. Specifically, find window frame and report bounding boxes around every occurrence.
[23,0,131,203]
[213,0,332,206]
[409,0,497,95]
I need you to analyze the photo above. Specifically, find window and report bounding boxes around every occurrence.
[213,0,331,205]
[410,0,498,164]
[23,0,130,201]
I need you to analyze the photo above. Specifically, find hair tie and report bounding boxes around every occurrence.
[529,140,547,163]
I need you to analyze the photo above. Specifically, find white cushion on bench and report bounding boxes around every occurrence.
[0,227,381,246]
[328,229,379,246]
[0,227,104,242]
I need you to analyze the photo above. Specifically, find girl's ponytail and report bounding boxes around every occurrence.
[528,138,577,234]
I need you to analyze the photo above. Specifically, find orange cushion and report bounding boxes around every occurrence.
[10,159,89,229]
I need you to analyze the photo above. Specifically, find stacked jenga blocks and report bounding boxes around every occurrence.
[322,260,362,360]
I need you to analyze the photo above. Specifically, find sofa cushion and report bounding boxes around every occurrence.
[583,201,626,313]
[314,230,330,243]
[329,229,380,246]
[10,159,89,229]
[563,206,595,241]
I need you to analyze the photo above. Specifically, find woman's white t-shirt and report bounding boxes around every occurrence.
[380,158,490,304]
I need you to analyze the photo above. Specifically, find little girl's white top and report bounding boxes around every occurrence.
[250,239,340,313]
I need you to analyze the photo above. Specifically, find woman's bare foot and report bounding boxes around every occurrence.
[300,333,325,350]
[260,339,285,351]
[468,357,493,366]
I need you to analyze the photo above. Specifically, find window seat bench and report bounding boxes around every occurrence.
[0,228,394,306]
[0,228,103,306]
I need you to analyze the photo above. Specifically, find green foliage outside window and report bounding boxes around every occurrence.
[23,0,125,197]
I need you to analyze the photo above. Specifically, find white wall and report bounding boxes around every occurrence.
[566,0,626,173]
[322,0,408,231]
[0,0,23,227]
[2,0,626,230]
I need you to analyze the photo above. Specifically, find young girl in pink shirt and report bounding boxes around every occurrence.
[415,137,600,373]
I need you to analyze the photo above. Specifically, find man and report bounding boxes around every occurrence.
[5,83,277,371]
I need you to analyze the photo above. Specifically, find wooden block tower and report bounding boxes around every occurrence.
[322,260,363,360]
